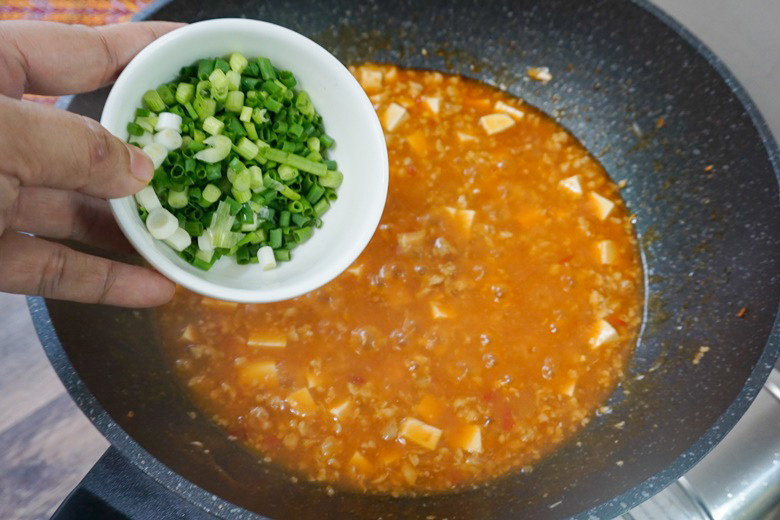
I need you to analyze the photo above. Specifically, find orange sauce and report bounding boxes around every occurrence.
[159,65,643,493]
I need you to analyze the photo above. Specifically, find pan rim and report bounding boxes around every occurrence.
[33,0,780,518]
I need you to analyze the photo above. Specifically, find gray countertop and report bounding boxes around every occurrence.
[1,1,778,518]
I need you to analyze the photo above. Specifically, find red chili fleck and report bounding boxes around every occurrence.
[500,406,515,432]
[349,374,366,385]
[612,317,627,327]
[406,164,417,176]
[557,254,574,264]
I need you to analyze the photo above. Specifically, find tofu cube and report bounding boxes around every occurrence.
[247,331,287,348]
[329,398,351,420]
[406,131,429,155]
[414,395,443,423]
[239,361,278,387]
[397,230,426,253]
[348,451,373,475]
[457,132,478,143]
[399,417,442,450]
[179,324,196,342]
[596,240,617,265]
[589,192,615,220]
[558,175,583,196]
[528,66,553,83]
[479,113,515,136]
[359,68,383,92]
[306,369,324,389]
[383,102,408,132]
[560,379,577,397]
[430,301,454,319]
[422,96,441,114]
[589,319,619,349]
[494,100,525,120]
[454,424,482,454]
[443,207,476,236]
[286,387,317,416]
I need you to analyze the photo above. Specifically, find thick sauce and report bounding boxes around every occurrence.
[159,65,643,494]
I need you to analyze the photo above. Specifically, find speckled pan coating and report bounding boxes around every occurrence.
[32,0,780,519]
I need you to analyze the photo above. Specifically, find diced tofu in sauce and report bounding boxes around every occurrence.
[329,398,352,420]
[286,387,317,416]
[239,361,278,387]
[558,175,583,196]
[453,424,482,454]
[421,96,441,114]
[383,103,409,132]
[494,100,525,120]
[590,319,619,349]
[397,230,426,253]
[479,113,515,136]
[596,240,617,265]
[399,417,443,450]
[247,331,287,348]
[589,192,615,220]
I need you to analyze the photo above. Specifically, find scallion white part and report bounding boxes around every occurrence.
[164,227,192,252]
[195,247,214,263]
[145,208,179,239]
[197,229,214,252]
[257,245,276,271]
[194,135,232,164]
[135,185,162,211]
[142,142,168,169]
[129,131,153,147]
[154,128,183,151]
[155,112,182,132]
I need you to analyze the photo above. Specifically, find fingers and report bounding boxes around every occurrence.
[0,232,175,307]
[9,186,133,252]
[0,21,184,99]
[0,96,154,198]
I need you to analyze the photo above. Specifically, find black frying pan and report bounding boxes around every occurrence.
[31,0,780,518]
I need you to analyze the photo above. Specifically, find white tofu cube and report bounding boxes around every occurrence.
[247,331,287,348]
[422,96,441,114]
[430,301,454,319]
[359,68,383,91]
[590,319,619,349]
[457,132,478,143]
[239,361,278,387]
[589,192,615,220]
[399,417,442,450]
[179,324,196,342]
[558,175,583,196]
[286,387,316,416]
[383,102,408,132]
[479,113,515,136]
[454,424,482,453]
[528,66,553,83]
[494,100,525,120]
[329,399,352,420]
[596,240,617,264]
[348,451,373,474]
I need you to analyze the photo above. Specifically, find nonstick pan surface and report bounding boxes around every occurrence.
[32,0,780,518]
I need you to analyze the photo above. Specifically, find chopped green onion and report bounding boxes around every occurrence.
[229,52,248,74]
[202,116,224,136]
[175,82,195,104]
[142,89,166,112]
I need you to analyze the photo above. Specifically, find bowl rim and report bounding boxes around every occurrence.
[103,17,388,303]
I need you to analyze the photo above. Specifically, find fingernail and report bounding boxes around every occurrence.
[129,145,154,183]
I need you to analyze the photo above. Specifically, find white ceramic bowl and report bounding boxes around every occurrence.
[103,19,388,303]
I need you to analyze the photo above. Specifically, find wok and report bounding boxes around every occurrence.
[31,0,780,518]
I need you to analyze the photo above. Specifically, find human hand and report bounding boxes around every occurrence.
[0,21,184,307]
